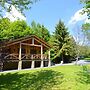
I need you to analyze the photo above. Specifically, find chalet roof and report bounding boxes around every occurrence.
[0,35,51,48]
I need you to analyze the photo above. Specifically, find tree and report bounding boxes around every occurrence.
[82,23,90,30]
[0,0,39,16]
[0,18,50,42]
[72,24,89,64]
[65,37,77,62]
[78,45,90,58]
[80,0,90,39]
[82,23,90,41]
[31,21,50,42]
[52,20,73,63]
[0,18,11,40]
[9,20,32,39]
[80,0,90,18]
[0,18,32,41]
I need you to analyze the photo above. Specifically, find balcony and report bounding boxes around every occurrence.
[0,53,48,62]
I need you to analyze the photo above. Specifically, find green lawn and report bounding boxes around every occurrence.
[0,65,90,90]
[82,57,90,60]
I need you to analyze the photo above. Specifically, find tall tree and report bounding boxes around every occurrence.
[65,37,77,62]
[49,34,77,63]
[52,20,71,63]
[31,21,50,42]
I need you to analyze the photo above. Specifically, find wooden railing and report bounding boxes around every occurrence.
[4,54,19,59]
[0,53,48,60]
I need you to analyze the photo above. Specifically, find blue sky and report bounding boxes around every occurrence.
[24,0,84,34]
[5,0,89,36]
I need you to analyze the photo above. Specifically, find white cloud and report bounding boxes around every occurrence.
[4,5,26,21]
[68,9,89,25]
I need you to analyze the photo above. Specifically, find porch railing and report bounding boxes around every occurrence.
[0,53,48,60]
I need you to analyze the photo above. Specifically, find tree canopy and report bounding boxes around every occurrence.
[80,0,90,41]
[0,0,39,16]
[0,18,50,42]
[49,20,77,63]
[81,0,90,18]
[31,21,50,42]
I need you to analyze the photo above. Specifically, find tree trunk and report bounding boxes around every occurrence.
[61,53,64,63]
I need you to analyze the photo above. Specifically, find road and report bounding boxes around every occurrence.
[76,60,90,65]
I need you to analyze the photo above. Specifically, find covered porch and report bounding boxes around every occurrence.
[0,35,51,71]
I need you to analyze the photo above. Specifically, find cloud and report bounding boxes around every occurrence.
[68,9,89,25]
[4,5,26,21]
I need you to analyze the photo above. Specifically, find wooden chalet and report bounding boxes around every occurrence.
[0,35,51,71]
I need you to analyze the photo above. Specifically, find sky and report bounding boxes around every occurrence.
[4,0,90,35]
[25,0,84,33]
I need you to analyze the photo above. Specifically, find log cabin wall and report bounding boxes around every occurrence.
[0,35,51,71]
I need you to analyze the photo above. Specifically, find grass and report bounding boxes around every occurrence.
[0,65,90,90]
[82,57,90,60]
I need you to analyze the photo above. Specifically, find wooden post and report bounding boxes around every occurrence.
[26,45,28,59]
[32,38,34,44]
[18,43,22,70]
[31,60,35,68]
[31,36,35,68]
[40,44,43,67]
[48,49,51,67]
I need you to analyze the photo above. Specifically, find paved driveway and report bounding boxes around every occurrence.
[76,60,90,65]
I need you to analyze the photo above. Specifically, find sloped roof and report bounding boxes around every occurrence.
[0,35,51,48]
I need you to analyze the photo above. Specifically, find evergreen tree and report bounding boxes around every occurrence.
[52,20,73,63]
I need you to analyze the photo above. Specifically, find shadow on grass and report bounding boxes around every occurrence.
[76,66,90,84]
[0,70,64,90]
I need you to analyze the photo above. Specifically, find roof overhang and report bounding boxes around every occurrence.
[0,35,51,49]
